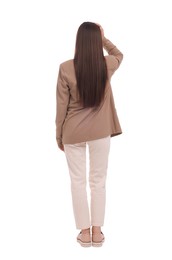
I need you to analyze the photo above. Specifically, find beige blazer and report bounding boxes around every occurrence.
[56,37,123,148]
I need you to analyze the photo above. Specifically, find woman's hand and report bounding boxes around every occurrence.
[100,26,104,39]
[96,23,104,39]
[58,143,64,152]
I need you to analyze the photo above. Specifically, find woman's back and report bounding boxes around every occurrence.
[56,36,123,146]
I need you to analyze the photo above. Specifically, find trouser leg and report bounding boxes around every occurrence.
[64,142,90,229]
[88,136,110,226]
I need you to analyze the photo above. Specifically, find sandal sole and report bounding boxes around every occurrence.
[77,239,91,247]
[92,238,105,247]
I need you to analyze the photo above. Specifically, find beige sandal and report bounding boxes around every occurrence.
[77,231,91,247]
[92,232,105,247]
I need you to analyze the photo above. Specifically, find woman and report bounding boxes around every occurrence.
[55,22,123,247]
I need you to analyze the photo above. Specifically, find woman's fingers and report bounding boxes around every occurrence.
[95,23,104,38]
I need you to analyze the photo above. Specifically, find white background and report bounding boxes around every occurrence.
[0,0,172,259]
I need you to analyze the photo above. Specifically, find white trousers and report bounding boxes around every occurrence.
[64,135,110,229]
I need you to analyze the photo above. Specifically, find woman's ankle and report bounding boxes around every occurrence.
[92,226,101,233]
[81,228,90,234]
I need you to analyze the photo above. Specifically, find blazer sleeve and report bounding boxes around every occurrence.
[55,64,70,148]
[103,36,123,73]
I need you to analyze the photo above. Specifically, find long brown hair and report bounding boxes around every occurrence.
[74,22,107,108]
